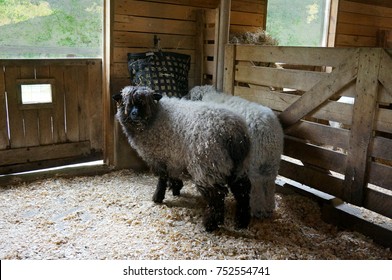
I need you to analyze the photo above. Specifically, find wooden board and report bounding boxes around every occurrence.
[0,65,9,149]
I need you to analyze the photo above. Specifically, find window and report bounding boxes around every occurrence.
[20,84,52,105]
[266,0,331,46]
[0,0,103,58]
[17,79,55,109]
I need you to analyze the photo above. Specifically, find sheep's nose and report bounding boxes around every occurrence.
[130,107,141,121]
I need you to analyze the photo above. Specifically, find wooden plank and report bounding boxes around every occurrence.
[374,108,392,134]
[194,9,204,86]
[49,65,66,143]
[19,66,40,147]
[34,65,54,145]
[284,137,347,174]
[5,66,25,148]
[338,11,392,29]
[87,61,103,151]
[230,11,263,27]
[337,22,377,37]
[340,0,392,14]
[223,44,235,94]
[0,141,91,166]
[113,32,195,50]
[115,0,196,20]
[38,109,53,145]
[378,49,392,96]
[279,159,345,199]
[285,120,350,151]
[0,161,109,186]
[234,85,299,112]
[231,0,264,13]
[64,65,80,142]
[279,50,359,129]
[322,198,392,248]
[0,59,101,67]
[77,66,88,142]
[235,45,355,67]
[344,48,382,205]
[137,0,219,9]
[364,187,392,219]
[371,136,392,162]
[335,34,376,47]
[235,65,327,92]
[113,48,195,64]
[367,161,392,192]
[0,65,9,150]
[113,15,196,36]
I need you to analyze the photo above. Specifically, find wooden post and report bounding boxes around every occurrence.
[343,48,382,206]
[194,9,205,87]
[223,44,235,95]
[216,0,231,91]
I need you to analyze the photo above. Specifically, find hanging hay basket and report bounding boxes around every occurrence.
[128,51,191,98]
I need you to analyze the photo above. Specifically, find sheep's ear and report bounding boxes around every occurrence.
[153,93,162,102]
[112,93,122,104]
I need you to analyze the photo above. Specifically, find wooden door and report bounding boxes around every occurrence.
[0,59,103,174]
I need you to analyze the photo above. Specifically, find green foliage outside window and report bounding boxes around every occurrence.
[0,0,103,58]
[266,0,329,46]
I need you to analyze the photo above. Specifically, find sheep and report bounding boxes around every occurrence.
[184,85,284,219]
[113,85,252,232]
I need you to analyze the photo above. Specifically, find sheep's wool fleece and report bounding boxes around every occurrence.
[121,96,250,187]
[188,86,284,218]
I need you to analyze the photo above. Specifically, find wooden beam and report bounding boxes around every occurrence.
[279,49,359,129]
[378,49,392,96]
[194,9,205,86]
[216,0,231,91]
[343,48,382,205]
[0,65,8,150]
[223,44,235,94]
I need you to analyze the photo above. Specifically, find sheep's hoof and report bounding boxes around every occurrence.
[152,189,165,203]
[203,217,219,232]
[235,209,250,229]
[235,216,250,229]
[168,179,183,196]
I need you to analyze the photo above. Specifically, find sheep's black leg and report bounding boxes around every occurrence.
[229,176,251,229]
[197,184,228,232]
[168,178,183,196]
[152,175,168,203]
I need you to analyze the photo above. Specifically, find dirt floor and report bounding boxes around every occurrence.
[0,169,391,260]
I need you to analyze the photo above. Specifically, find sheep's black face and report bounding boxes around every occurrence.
[114,86,162,131]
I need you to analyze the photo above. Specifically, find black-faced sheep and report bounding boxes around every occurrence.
[113,86,252,231]
[185,85,284,219]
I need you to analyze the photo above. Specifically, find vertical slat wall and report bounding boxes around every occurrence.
[334,0,392,47]
[224,45,392,219]
[0,59,103,174]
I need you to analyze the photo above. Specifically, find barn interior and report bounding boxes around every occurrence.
[0,0,392,259]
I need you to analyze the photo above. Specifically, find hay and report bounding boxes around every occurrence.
[229,28,278,46]
[0,170,391,260]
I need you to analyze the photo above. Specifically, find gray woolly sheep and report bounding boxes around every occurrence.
[185,85,284,219]
[113,85,252,232]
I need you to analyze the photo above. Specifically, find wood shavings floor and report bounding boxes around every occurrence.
[0,170,391,260]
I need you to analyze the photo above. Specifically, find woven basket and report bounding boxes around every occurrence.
[128,51,191,97]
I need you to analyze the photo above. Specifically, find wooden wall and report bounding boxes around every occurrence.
[333,0,392,47]
[105,0,267,168]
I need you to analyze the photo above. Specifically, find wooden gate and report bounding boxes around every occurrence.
[224,45,392,220]
[0,59,103,174]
